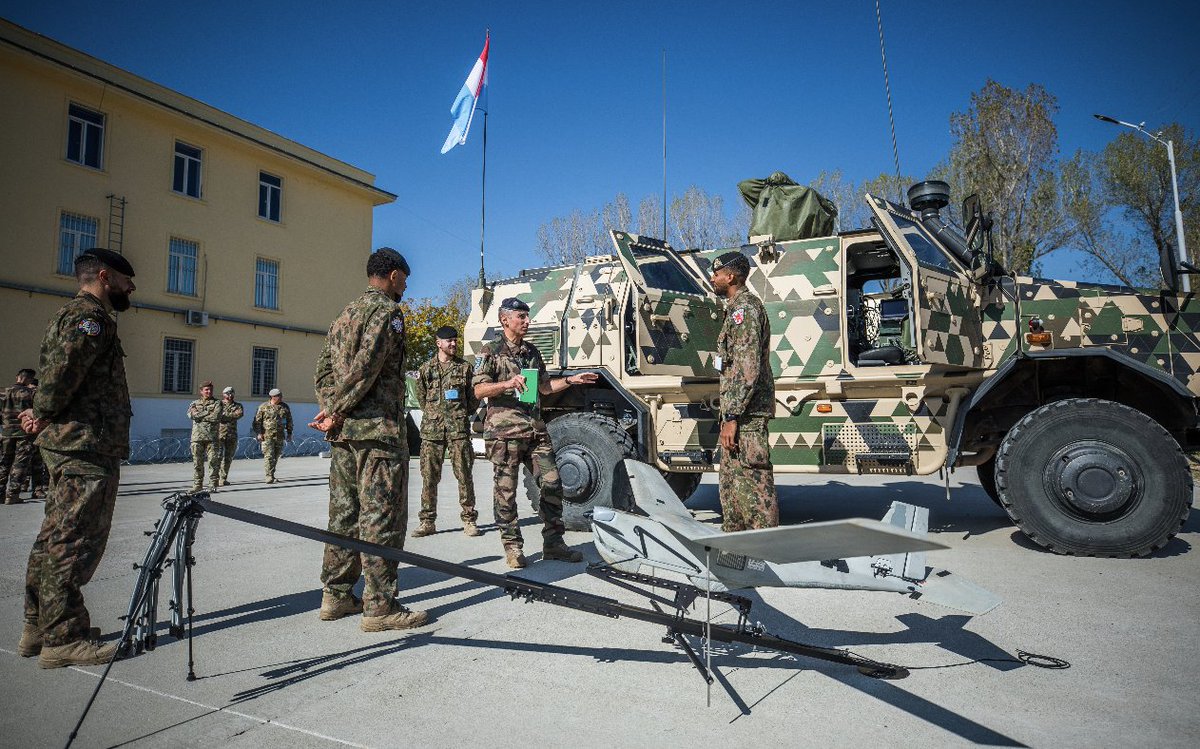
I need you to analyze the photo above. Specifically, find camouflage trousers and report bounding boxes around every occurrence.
[191,440,220,490]
[29,446,48,494]
[262,438,284,479]
[216,436,238,484]
[486,433,566,551]
[719,417,779,532]
[320,439,408,616]
[24,449,120,646]
[419,437,477,524]
[1,435,36,499]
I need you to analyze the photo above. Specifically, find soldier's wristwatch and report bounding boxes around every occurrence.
[723,413,739,422]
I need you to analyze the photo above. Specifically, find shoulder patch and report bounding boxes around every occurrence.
[473,356,485,373]
[731,308,745,326]
[390,314,405,334]
[77,318,103,336]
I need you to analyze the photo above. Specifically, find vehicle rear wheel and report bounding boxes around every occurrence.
[995,398,1191,557]
[524,413,637,531]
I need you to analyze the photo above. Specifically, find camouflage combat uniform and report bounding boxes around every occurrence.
[187,395,221,490]
[472,337,567,552]
[314,287,409,616]
[253,401,292,481]
[414,355,477,526]
[216,399,244,485]
[24,291,131,647]
[717,286,778,532]
[1,382,36,503]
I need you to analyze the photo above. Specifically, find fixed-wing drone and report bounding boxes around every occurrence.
[591,460,1000,616]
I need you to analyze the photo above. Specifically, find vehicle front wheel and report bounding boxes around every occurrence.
[976,454,1001,507]
[995,398,1191,557]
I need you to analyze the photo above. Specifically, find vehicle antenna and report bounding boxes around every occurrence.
[875,0,904,204]
[662,48,668,242]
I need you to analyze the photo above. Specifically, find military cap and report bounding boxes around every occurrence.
[77,248,136,277]
[435,325,458,340]
[223,386,234,394]
[500,297,530,312]
[711,251,750,276]
[268,388,282,396]
[200,380,213,389]
[372,246,411,276]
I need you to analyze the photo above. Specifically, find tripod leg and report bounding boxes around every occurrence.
[184,515,198,682]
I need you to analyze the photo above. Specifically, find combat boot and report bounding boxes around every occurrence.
[360,605,431,632]
[505,548,527,569]
[4,495,21,505]
[318,592,363,621]
[542,544,583,563]
[19,624,101,657]
[38,637,117,669]
[410,522,436,538]
[463,521,482,537]
[33,488,47,498]
[265,476,276,484]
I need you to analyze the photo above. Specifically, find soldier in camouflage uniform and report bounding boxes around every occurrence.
[25,378,49,499]
[19,248,135,668]
[711,251,778,532]
[311,247,430,631]
[1,368,37,504]
[187,381,221,491]
[412,326,480,538]
[253,389,292,483]
[472,297,598,568]
[215,386,244,487]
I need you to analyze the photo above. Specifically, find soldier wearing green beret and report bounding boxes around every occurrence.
[18,248,136,668]
[710,251,779,532]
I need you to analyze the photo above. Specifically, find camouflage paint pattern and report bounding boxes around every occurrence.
[419,437,476,524]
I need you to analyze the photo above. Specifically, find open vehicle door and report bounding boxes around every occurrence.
[866,196,986,369]
[609,231,724,377]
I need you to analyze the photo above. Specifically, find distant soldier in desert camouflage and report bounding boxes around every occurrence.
[19,248,136,668]
[1,368,37,504]
[215,386,244,487]
[412,325,481,538]
[187,380,221,491]
[710,250,778,532]
[253,389,292,483]
[311,247,429,631]
[472,297,598,568]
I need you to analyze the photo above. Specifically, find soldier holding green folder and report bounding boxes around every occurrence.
[472,297,598,569]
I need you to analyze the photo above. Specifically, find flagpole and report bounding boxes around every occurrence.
[478,107,487,289]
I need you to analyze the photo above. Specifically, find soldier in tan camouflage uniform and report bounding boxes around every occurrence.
[711,251,778,532]
[412,326,480,538]
[19,248,135,668]
[472,297,598,568]
[215,386,244,487]
[253,389,292,483]
[311,247,430,631]
[187,381,221,491]
[1,368,37,504]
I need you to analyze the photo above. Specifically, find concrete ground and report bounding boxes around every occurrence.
[0,456,1197,749]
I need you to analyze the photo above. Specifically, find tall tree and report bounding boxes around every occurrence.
[944,79,1066,274]
[594,193,633,254]
[402,296,469,368]
[669,185,739,250]
[636,194,664,239]
[535,208,599,264]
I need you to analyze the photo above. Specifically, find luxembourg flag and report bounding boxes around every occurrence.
[440,33,489,154]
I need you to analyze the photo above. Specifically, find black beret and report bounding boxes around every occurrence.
[499,297,530,312]
[373,247,411,276]
[78,248,136,277]
[435,326,458,340]
[711,251,749,275]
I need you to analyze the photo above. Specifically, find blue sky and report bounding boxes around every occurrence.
[4,1,1197,298]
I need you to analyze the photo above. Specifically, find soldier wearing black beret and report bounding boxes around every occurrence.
[710,250,779,532]
[18,248,136,667]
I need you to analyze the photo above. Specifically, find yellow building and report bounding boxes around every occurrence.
[0,19,395,442]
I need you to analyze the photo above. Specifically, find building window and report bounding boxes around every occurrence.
[252,347,278,396]
[255,258,279,310]
[66,103,104,169]
[167,237,199,296]
[162,338,194,393]
[258,172,282,222]
[57,212,98,275]
[173,141,202,198]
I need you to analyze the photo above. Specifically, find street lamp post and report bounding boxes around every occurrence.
[1094,113,1190,293]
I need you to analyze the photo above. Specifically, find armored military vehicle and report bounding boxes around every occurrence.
[464,181,1197,557]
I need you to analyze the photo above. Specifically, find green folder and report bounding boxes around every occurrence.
[519,368,538,403]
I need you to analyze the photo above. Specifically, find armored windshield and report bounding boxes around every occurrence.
[633,247,705,295]
[867,196,961,271]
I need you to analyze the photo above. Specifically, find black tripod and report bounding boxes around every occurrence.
[66,491,205,748]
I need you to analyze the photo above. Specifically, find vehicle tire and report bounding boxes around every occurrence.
[523,412,637,531]
[663,471,703,502]
[976,455,1001,507]
[994,398,1191,557]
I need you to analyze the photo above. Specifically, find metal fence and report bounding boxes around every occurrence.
[124,435,328,465]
